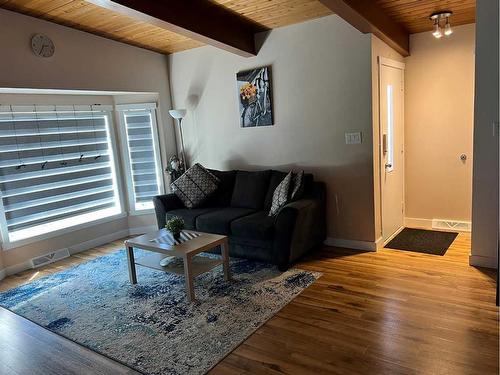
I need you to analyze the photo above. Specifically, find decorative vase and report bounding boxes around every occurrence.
[173,231,181,241]
[240,93,257,107]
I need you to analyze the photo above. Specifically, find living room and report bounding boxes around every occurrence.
[0,1,498,374]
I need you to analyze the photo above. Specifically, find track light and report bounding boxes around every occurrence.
[444,18,453,36]
[432,19,442,39]
[430,11,453,39]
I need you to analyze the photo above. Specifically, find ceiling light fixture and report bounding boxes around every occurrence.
[430,11,453,39]
[444,17,453,36]
[432,18,443,38]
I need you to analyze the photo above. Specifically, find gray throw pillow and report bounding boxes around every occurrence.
[171,163,220,208]
[269,171,292,216]
[290,170,305,201]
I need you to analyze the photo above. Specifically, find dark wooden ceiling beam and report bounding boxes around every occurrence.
[86,0,266,57]
[319,0,410,56]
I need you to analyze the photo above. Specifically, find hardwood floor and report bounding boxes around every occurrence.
[0,232,497,375]
[0,308,139,375]
[0,238,131,293]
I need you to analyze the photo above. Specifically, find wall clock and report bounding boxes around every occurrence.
[31,34,55,58]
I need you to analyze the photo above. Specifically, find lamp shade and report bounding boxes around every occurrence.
[169,109,187,119]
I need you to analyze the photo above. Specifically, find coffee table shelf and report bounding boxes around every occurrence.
[135,253,223,277]
[125,229,230,302]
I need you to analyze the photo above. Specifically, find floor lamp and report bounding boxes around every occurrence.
[169,109,187,169]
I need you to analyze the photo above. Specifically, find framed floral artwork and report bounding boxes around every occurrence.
[236,66,273,127]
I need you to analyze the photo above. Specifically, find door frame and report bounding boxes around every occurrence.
[378,56,406,245]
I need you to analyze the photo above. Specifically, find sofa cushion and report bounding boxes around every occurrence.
[171,163,219,208]
[230,170,271,209]
[269,171,292,216]
[231,211,275,241]
[202,169,236,207]
[167,208,218,230]
[225,240,274,262]
[206,239,273,261]
[196,207,255,234]
[264,170,288,209]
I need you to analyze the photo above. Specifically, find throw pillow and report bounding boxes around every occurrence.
[171,163,220,208]
[269,171,292,216]
[290,170,305,201]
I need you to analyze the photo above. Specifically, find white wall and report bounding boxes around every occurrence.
[168,15,376,244]
[404,24,475,229]
[0,9,173,273]
[471,1,499,269]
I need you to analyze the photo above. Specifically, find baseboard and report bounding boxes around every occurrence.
[469,254,498,269]
[324,237,377,251]
[4,260,32,277]
[129,225,156,236]
[375,236,384,250]
[405,217,471,232]
[4,229,130,277]
[404,217,433,229]
[68,229,130,255]
[2,226,159,278]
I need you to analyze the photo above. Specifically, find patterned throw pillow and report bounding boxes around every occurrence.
[171,163,220,208]
[269,171,292,216]
[290,170,305,201]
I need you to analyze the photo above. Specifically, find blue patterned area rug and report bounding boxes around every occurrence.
[0,250,320,375]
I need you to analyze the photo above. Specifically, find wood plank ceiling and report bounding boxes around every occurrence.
[0,0,205,54]
[0,0,332,54]
[0,0,476,55]
[375,0,476,34]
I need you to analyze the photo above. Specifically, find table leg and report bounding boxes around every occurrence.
[184,254,195,302]
[126,245,137,284]
[221,239,231,281]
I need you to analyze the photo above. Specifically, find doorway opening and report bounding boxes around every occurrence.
[376,24,475,259]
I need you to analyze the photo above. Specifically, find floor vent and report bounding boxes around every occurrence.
[31,248,70,268]
[432,219,471,232]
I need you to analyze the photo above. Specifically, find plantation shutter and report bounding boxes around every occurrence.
[118,104,162,211]
[0,105,120,242]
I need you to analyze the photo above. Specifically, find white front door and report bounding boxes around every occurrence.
[380,58,405,242]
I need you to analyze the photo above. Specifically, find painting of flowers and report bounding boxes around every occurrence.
[236,66,273,127]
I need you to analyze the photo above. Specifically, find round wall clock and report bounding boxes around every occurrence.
[31,34,55,58]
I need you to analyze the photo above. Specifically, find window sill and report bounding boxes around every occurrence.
[129,208,155,216]
[1,212,127,251]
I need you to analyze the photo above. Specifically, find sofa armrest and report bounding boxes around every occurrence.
[153,194,184,229]
[273,199,319,270]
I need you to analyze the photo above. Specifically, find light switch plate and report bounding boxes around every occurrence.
[345,132,362,144]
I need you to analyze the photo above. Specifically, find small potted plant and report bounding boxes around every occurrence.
[165,216,185,241]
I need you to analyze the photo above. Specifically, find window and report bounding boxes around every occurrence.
[0,105,121,243]
[117,104,163,212]
[386,85,394,172]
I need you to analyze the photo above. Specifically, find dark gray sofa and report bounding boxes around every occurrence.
[153,169,326,270]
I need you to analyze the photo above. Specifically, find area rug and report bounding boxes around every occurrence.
[385,227,458,255]
[0,250,320,375]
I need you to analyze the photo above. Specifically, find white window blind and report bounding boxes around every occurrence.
[117,104,163,212]
[0,104,121,242]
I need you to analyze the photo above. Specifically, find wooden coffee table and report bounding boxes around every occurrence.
[124,229,231,302]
